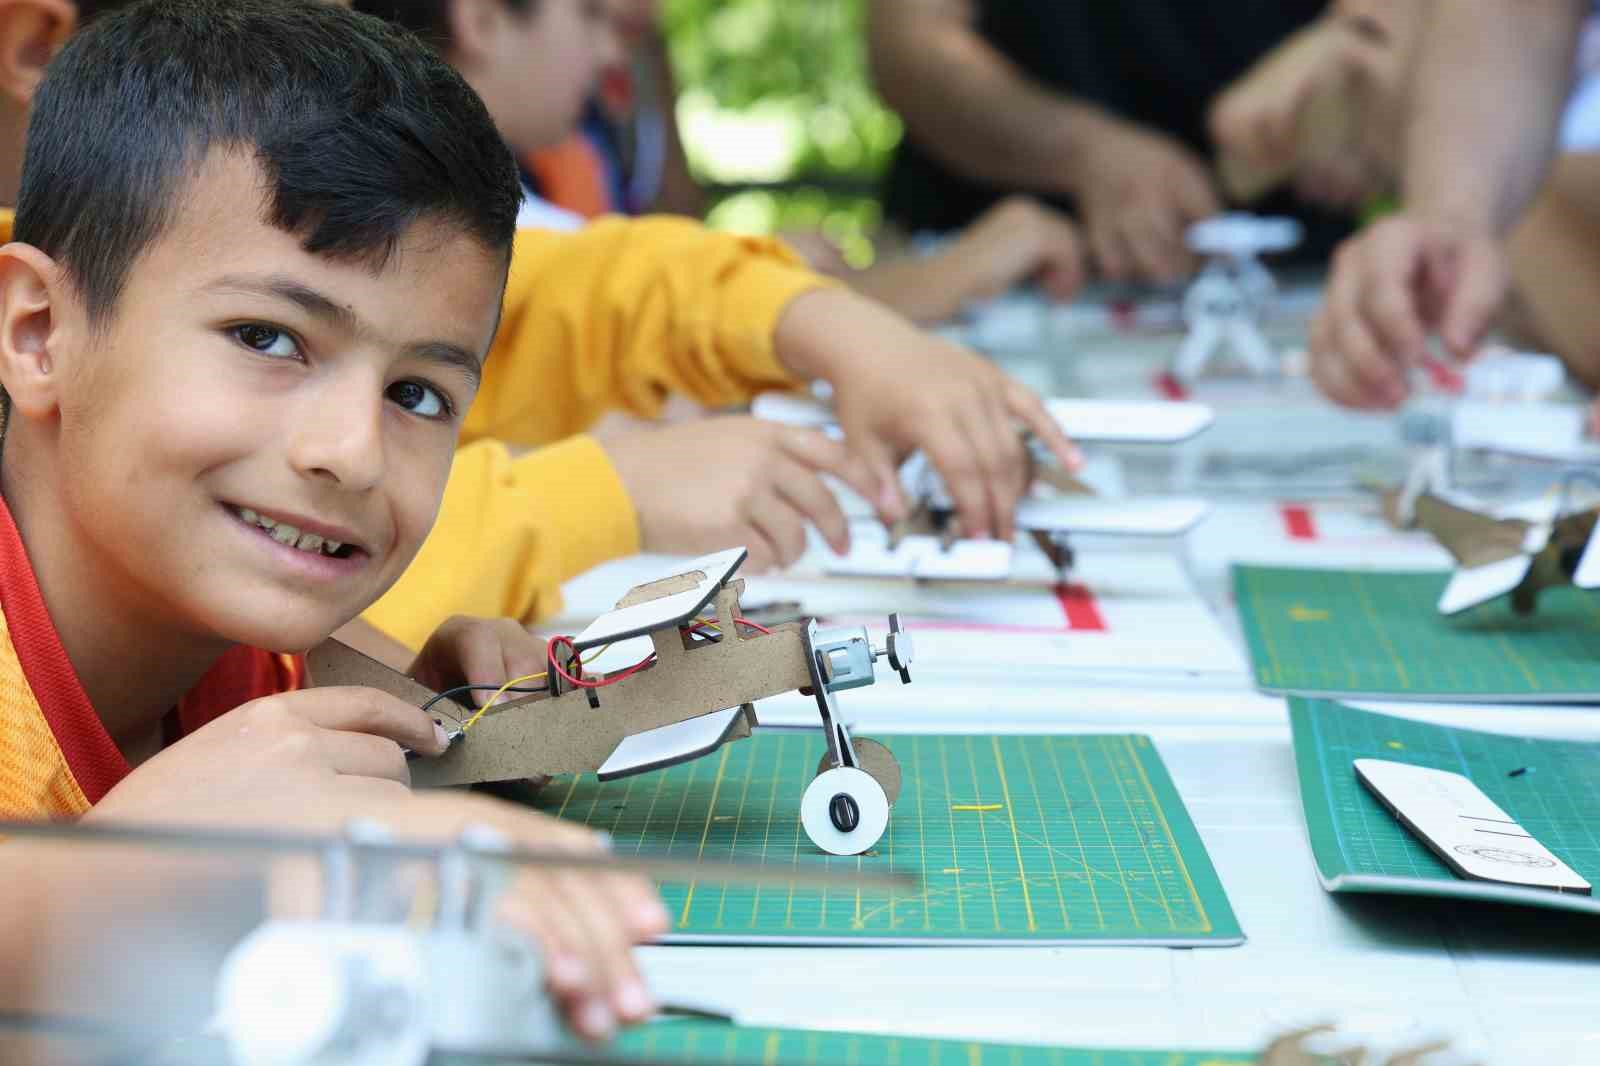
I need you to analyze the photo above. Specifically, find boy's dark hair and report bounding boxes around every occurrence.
[353,0,538,52]
[17,0,522,326]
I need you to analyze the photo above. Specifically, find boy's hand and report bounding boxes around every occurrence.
[774,288,1080,543]
[410,615,546,707]
[601,414,886,571]
[90,687,446,819]
[86,687,666,1040]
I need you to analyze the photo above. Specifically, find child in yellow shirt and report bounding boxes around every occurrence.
[0,0,660,1043]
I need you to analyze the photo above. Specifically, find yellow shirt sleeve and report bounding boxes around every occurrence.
[359,436,637,649]
[462,215,833,448]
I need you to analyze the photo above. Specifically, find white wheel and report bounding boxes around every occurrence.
[801,767,889,856]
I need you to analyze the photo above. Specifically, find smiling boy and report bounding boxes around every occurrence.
[0,0,663,1043]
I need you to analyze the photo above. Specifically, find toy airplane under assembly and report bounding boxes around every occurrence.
[753,393,1213,580]
[310,548,912,856]
[1385,450,1600,615]
[1171,213,1302,385]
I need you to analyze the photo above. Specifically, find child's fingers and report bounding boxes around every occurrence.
[497,873,614,1039]
[274,686,444,756]
[552,868,654,1025]
[770,454,852,555]
[744,490,810,569]
[309,730,412,783]
[781,428,883,518]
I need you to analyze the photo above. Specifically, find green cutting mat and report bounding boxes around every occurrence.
[543,732,1242,945]
[1289,699,1600,914]
[618,1019,1253,1066]
[1234,565,1600,700]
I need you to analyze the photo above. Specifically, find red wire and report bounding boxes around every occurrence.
[546,634,655,689]
[542,617,772,692]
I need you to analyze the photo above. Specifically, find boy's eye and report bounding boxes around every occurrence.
[387,380,449,419]
[232,324,300,359]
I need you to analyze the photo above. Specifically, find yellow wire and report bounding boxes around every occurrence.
[457,641,621,732]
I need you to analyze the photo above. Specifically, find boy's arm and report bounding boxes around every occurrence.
[463,216,828,447]
[466,217,1080,564]
[360,437,634,650]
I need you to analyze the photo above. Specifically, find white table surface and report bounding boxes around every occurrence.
[552,291,1600,1065]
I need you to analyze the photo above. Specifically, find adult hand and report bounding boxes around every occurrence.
[1066,115,1221,284]
[1309,214,1508,408]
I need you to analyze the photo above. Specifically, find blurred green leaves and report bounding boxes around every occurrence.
[663,0,900,253]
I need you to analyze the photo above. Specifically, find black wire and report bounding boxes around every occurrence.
[421,682,548,719]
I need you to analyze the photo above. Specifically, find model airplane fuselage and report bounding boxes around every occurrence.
[752,394,1214,580]
[310,548,912,856]
[1385,455,1600,615]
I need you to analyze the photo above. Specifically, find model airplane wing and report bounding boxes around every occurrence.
[1573,514,1600,589]
[596,707,748,780]
[752,391,1215,445]
[1409,493,1530,569]
[1015,496,1209,537]
[1043,399,1214,443]
[1438,555,1536,615]
[571,547,747,650]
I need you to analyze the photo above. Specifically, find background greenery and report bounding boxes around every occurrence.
[662,0,900,260]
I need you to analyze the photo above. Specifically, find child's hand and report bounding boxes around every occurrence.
[409,615,546,707]
[774,288,1081,543]
[89,686,447,822]
[86,686,667,1040]
[940,196,1085,304]
[355,789,670,1041]
[602,414,886,571]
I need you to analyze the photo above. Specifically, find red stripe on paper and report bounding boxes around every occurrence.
[1053,583,1107,632]
[1280,504,1318,541]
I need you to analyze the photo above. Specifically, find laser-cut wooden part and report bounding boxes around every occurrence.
[1393,492,1600,615]
[308,554,909,856]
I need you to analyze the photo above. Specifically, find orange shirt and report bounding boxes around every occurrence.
[0,495,303,818]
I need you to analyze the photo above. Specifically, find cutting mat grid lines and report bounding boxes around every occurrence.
[543,733,1240,943]
[618,1019,1254,1066]
[1235,565,1600,698]
[1290,700,1600,906]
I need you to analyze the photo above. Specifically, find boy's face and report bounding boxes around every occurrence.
[48,151,505,652]
[483,0,618,151]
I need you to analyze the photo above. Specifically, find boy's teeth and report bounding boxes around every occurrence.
[237,506,347,557]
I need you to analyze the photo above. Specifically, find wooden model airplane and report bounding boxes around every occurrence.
[1171,213,1302,384]
[309,548,913,856]
[1385,449,1600,615]
[752,393,1213,580]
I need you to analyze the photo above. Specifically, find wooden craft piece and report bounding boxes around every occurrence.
[308,553,913,856]
[1355,758,1590,894]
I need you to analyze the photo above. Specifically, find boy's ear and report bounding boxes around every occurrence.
[0,0,75,105]
[0,242,68,420]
